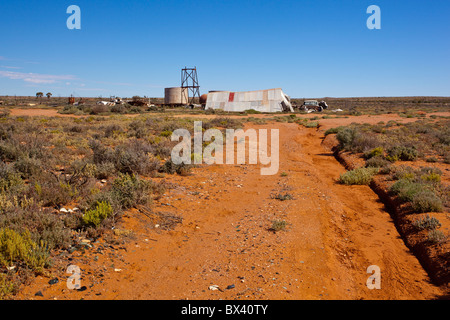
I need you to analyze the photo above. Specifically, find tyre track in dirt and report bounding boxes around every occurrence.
[17,122,446,300]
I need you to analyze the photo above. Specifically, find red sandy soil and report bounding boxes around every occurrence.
[14,112,450,300]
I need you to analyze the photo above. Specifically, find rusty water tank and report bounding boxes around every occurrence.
[164,87,188,105]
[200,94,208,105]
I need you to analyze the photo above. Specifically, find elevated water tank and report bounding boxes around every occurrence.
[164,87,188,105]
[200,94,208,105]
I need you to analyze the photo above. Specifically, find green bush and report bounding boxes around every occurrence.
[304,121,319,128]
[0,228,49,272]
[324,126,344,136]
[82,201,113,227]
[390,179,423,202]
[159,130,172,137]
[386,145,419,162]
[390,165,416,180]
[420,172,441,183]
[0,197,72,250]
[411,190,443,213]
[338,167,379,185]
[364,147,384,159]
[111,173,151,209]
[336,127,357,149]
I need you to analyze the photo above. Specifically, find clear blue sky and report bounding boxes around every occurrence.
[1,0,449,98]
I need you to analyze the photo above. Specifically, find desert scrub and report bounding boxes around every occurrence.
[82,201,113,227]
[303,121,319,128]
[270,220,287,232]
[0,196,72,250]
[386,145,419,162]
[0,228,49,272]
[160,159,192,176]
[427,230,446,244]
[272,193,294,201]
[364,147,384,159]
[324,126,344,136]
[336,126,381,152]
[111,173,152,209]
[13,156,42,179]
[365,155,390,169]
[412,215,442,231]
[411,190,443,213]
[339,167,379,185]
[389,179,443,213]
[389,179,424,202]
[0,163,24,193]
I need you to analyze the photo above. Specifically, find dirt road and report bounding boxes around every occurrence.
[18,121,447,300]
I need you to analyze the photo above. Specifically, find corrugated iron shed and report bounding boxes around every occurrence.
[205,88,293,112]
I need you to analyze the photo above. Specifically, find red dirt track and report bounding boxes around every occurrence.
[13,110,449,300]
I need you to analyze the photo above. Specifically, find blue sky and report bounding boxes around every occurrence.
[0,0,449,98]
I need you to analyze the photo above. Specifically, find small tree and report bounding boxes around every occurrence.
[46,92,52,99]
[36,92,43,104]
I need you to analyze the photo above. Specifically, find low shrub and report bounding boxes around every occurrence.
[0,197,72,250]
[324,126,344,136]
[82,201,113,227]
[270,220,287,232]
[0,163,24,194]
[386,145,419,162]
[13,156,42,179]
[160,159,192,176]
[390,179,423,202]
[339,167,379,185]
[336,127,357,149]
[0,228,49,272]
[427,230,446,244]
[411,190,443,213]
[273,193,294,201]
[412,215,442,230]
[420,172,441,184]
[364,147,384,159]
[111,173,152,209]
[365,155,390,168]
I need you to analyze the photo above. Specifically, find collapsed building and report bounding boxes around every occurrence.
[205,88,293,113]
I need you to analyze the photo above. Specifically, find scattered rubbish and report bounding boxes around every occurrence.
[331,108,343,112]
[226,284,235,290]
[60,208,69,213]
[6,266,15,271]
[209,285,220,291]
[48,278,59,285]
[77,286,87,292]
[114,268,122,272]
